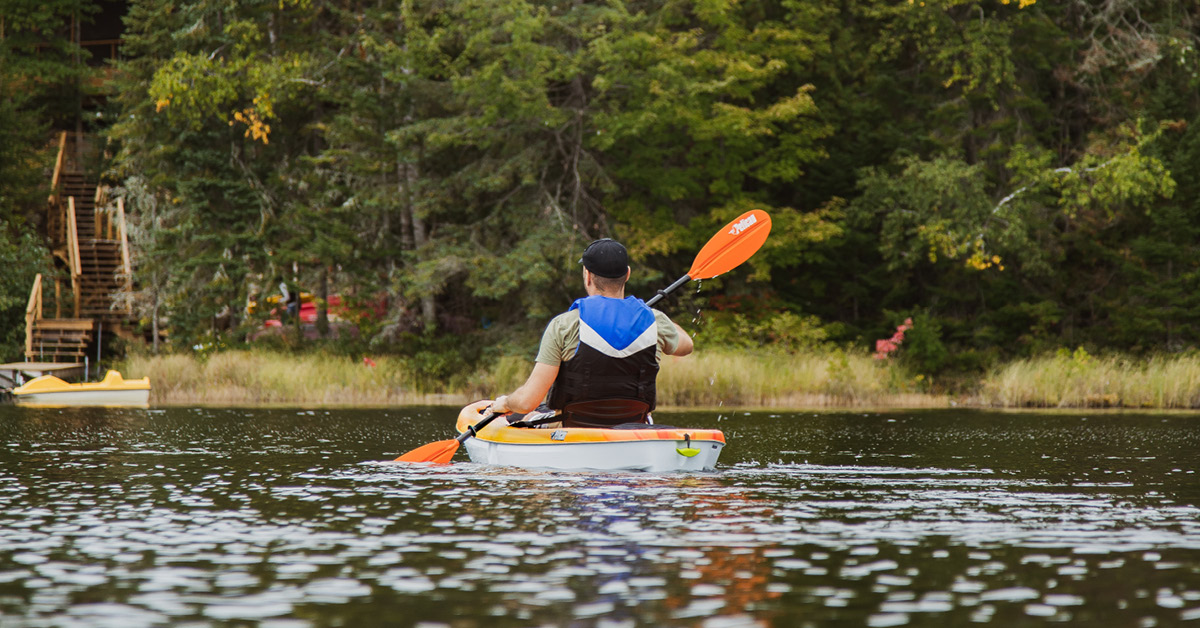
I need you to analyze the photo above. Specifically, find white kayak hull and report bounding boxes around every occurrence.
[453,401,725,472]
[463,437,724,472]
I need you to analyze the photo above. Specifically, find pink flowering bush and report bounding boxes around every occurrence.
[874,318,913,360]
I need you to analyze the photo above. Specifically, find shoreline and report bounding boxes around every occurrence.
[124,398,1200,414]
[128,393,1200,414]
[114,349,1200,412]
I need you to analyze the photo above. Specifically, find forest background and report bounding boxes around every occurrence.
[3,0,1200,407]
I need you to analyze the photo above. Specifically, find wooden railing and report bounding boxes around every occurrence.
[47,132,68,249]
[94,185,120,240]
[49,132,66,204]
[92,188,134,315]
[67,197,82,317]
[25,274,43,360]
[118,197,133,313]
[95,185,108,239]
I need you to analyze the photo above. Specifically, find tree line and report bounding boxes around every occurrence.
[3,0,1200,386]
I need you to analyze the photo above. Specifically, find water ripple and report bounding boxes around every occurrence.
[1,407,1199,626]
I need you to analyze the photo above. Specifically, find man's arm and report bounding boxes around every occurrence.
[491,362,559,414]
[669,321,693,356]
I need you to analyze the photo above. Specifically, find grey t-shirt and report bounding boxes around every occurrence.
[535,308,681,366]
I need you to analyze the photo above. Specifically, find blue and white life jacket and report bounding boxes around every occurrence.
[547,296,659,425]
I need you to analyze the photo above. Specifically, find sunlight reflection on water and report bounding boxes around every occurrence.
[0,406,1198,626]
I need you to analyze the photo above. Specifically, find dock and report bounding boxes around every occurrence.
[0,362,85,391]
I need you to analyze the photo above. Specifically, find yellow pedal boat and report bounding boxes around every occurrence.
[11,370,151,407]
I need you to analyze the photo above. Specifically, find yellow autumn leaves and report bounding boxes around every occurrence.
[155,93,272,145]
[229,95,273,145]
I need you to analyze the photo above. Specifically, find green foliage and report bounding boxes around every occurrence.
[691,291,830,352]
[0,0,95,218]
[0,223,53,360]
[899,313,949,376]
[0,0,96,360]
[824,348,856,399]
[398,329,486,394]
[851,156,995,271]
[6,0,1200,382]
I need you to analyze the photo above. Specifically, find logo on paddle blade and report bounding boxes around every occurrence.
[728,214,758,236]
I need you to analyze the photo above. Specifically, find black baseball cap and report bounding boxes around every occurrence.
[579,238,629,278]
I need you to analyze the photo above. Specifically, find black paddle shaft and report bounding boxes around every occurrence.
[645,274,691,308]
[459,411,502,443]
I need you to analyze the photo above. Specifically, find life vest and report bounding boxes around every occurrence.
[547,296,659,427]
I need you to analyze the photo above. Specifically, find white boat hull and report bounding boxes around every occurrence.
[463,437,724,472]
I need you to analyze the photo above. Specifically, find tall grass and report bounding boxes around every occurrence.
[121,351,472,406]
[978,350,1200,408]
[657,349,945,408]
[121,346,1200,409]
[119,348,945,408]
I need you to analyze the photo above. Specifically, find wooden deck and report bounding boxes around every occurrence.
[0,362,85,391]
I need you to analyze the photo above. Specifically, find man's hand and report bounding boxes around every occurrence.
[495,362,560,414]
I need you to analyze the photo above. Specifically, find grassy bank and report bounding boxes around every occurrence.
[656,350,945,408]
[121,351,472,406]
[120,348,941,408]
[977,349,1200,408]
[119,347,1200,409]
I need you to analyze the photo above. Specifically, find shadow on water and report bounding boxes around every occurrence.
[0,405,1198,626]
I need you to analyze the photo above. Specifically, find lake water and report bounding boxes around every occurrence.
[0,406,1198,627]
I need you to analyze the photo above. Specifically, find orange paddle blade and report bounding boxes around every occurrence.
[395,439,460,464]
[688,209,772,280]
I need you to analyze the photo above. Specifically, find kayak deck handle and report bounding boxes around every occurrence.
[676,433,700,458]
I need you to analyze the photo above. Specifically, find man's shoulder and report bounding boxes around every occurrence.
[651,308,675,325]
[543,309,580,338]
[548,309,581,326]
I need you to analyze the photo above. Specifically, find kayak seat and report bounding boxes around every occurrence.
[561,398,650,429]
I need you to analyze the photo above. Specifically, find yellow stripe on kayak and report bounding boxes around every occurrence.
[455,403,725,445]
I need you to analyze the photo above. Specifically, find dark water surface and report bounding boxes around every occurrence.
[1,406,1198,627]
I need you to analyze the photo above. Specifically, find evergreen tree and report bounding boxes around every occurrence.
[0,0,97,359]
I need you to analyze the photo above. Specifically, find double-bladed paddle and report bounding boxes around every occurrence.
[646,208,772,306]
[394,209,772,464]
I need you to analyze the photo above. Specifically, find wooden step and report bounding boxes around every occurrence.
[34,318,94,331]
[32,336,90,344]
[32,329,93,338]
[38,158,139,359]
[29,340,90,350]
[27,317,94,361]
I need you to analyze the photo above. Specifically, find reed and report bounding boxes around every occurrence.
[121,350,471,406]
[655,348,945,408]
[119,347,948,408]
[464,355,534,400]
[122,347,1200,409]
[978,350,1200,408]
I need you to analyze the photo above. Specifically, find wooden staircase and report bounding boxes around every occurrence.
[28,318,95,362]
[79,240,126,318]
[24,132,136,363]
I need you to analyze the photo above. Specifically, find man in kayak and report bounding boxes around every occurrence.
[489,238,693,428]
